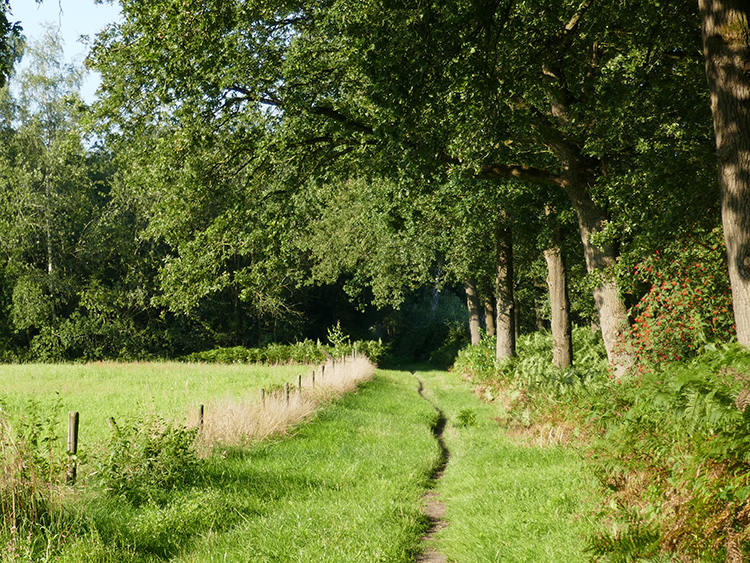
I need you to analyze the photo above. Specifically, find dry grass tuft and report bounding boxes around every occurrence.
[194,356,375,455]
[0,417,63,545]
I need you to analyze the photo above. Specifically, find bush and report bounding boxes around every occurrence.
[103,416,201,506]
[181,338,387,365]
[618,227,734,373]
[586,344,750,561]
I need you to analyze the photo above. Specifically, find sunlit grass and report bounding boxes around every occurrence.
[0,362,311,444]
[60,369,440,562]
[415,369,599,563]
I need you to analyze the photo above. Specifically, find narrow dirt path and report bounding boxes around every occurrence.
[416,377,449,563]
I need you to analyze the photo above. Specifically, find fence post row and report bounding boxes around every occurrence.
[60,358,351,485]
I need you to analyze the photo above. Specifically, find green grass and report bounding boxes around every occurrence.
[415,369,599,563]
[0,362,311,443]
[51,369,441,562]
[1,363,600,562]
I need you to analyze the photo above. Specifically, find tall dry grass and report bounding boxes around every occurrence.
[0,416,66,559]
[194,356,375,454]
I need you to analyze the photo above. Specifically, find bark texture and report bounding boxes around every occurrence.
[484,297,496,337]
[495,220,516,360]
[562,177,631,376]
[699,0,750,345]
[544,211,573,369]
[464,280,482,345]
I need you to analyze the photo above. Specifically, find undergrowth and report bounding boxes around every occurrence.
[455,328,750,561]
[182,338,387,365]
[0,400,73,561]
[453,327,609,445]
[585,344,750,562]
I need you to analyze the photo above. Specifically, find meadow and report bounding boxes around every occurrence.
[0,358,601,562]
[0,362,313,445]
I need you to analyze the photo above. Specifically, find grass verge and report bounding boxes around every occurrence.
[3,368,442,562]
[415,368,599,563]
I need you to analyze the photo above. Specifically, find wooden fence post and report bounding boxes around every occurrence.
[311,370,315,389]
[285,382,290,406]
[297,374,302,392]
[199,404,204,431]
[260,388,266,409]
[66,411,79,485]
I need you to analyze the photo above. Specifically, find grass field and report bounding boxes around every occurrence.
[44,368,440,562]
[1,363,599,562]
[0,362,312,444]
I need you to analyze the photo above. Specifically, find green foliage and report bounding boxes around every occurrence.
[455,327,609,395]
[453,333,498,383]
[326,321,349,349]
[454,328,610,440]
[102,416,201,506]
[618,227,734,373]
[586,345,750,561]
[453,408,477,428]
[428,322,469,368]
[182,337,388,365]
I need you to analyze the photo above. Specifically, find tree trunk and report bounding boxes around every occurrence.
[562,177,631,376]
[543,209,573,369]
[699,0,750,345]
[464,280,482,345]
[495,218,516,360]
[484,296,495,337]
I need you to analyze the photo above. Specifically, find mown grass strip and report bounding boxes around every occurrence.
[56,369,441,562]
[415,369,599,563]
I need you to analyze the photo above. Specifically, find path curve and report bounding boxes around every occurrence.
[416,377,449,563]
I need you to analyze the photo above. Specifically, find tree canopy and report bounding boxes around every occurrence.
[0,1,743,370]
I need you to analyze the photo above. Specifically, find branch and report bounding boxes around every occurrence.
[309,104,374,135]
[476,163,564,186]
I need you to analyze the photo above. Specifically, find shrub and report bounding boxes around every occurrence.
[103,416,201,506]
[586,345,750,561]
[181,338,386,365]
[618,227,734,373]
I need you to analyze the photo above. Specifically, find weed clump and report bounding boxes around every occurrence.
[0,401,70,560]
[103,416,201,506]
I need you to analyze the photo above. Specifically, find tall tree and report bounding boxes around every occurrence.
[0,0,22,87]
[544,207,573,369]
[699,0,750,345]
[90,1,715,372]
[464,280,481,346]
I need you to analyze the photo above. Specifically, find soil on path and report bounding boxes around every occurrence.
[416,378,450,563]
